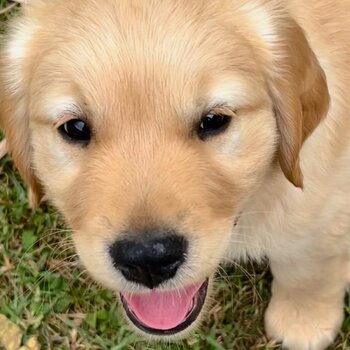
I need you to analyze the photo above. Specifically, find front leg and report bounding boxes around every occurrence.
[265,256,347,350]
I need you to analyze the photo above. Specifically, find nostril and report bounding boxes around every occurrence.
[109,233,188,288]
[118,264,142,277]
[160,260,182,274]
[117,263,153,287]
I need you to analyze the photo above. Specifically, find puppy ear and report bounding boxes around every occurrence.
[0,16,43,207]
[269,19,330,188]
[0,94,43,207]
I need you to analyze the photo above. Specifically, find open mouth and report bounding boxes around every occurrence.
[120,279,209,336]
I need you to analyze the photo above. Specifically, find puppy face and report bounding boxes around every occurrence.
[0,0,328,337]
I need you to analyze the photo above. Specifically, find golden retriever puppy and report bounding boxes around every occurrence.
[1,0,349,349]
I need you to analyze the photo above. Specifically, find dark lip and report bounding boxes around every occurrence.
[120,279,209,336]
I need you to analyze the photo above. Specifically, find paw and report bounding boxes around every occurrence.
[265,293,344,350]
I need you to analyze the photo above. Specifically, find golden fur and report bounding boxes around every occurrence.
[1,1,350,349]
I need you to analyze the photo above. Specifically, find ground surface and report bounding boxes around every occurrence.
[0,1,349,349]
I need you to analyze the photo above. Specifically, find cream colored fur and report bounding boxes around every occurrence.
[1,1,349,349]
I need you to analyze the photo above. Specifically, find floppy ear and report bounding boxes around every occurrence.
[0,90,43,207]
[269,19,330,188]
[0,15,43,207]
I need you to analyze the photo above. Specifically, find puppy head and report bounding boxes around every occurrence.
[0,0,329,337]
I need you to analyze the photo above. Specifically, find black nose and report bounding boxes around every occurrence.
[109,233,188,289]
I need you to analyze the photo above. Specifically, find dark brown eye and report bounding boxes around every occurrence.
[59,119,91,144]
[197,113,231,140]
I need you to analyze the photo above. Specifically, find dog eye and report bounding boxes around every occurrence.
[197,113,231,140]
[59,119,91,144]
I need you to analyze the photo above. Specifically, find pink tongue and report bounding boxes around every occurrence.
[122,282,203,330]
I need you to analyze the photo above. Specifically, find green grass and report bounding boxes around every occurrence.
[0,2,349,349]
